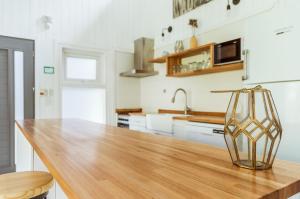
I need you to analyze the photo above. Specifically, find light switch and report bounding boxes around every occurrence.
[40,89,48,96]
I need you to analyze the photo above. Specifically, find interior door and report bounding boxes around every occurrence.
[0,36,34,173]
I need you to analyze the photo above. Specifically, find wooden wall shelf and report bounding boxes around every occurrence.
[148,57,166,63]
[148,43,214,64]
[148,42,243,78]
[166,62,243,77]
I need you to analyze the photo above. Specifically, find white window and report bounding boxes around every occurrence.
[62,87,106,124]
[63,49,105,87]
[61,48,106,124]
[66,57,97,80]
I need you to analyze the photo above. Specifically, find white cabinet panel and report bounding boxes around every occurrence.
[244,0,300,84]
[15,125,33,172]
[15,125,68,199]
[173,121,226,148]
[33,151,68,199]
[173,120,187,139]
[146,114,174,134]
[185,123,226,148]
[129,115,155,134]
[56,183,68,199]
[33,152,56,199]
[289,193,300,199]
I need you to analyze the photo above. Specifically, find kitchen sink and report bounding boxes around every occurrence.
[146,114,188,134]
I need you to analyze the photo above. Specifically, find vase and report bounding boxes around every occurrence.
[175,40,184,53]
[190,35,198,48]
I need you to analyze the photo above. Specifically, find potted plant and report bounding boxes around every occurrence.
[189,19,198,48]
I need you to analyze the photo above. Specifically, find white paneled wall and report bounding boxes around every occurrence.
[0,0,154,119]
[140,20,245,113]
[115,51,141,109]
[150,0,278,48]
[0,0,282,117]
[139,0,281,113]
[0,0,143,49]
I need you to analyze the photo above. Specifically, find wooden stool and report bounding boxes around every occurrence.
[0,171,54,199]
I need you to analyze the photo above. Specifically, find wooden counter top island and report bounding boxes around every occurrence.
[16,119,300,199]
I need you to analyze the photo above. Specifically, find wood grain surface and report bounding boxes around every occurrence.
[166,62,244,77]
[158,109,225,116]
[16,119,300,199]
[115,108,142,115]
[0,171,53,199]
[173,115,225,125]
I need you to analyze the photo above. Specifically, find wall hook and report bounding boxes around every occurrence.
[162,26,173,37]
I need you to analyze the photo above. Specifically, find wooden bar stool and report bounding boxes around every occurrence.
[0,171,54,199]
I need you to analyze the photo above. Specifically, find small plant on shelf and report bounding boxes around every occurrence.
[188,19,198,48]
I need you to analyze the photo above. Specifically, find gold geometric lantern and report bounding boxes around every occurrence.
[213,85,282,170]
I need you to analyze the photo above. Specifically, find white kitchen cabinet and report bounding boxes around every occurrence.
[129,115,155,134]
[130,125,152,134]
[34,153,68,199]
[15,125,33,172]
[56,183,68,199]
[33,152,56,199]
[173,120,187,139]
[244,0,300,84]
[173,120,227,148]
[184,122,226,148]
[15,125,68,199]
[146,114,174,134]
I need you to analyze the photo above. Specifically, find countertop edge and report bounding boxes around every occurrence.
[15,121,79,199]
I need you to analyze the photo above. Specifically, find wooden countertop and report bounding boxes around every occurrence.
[116,108,142,115]
[129,111,225,125]
[16,119,300,199]
[129,112,147,116]
[174,115,225,125]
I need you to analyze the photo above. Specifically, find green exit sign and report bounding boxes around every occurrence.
[44,66,55,74]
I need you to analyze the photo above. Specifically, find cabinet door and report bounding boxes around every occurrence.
[185,124,226,148]
[56,183,68,199]
[15,125,33,172]
[173,120,187,139]
[33,152,56,199]
[244,0,300,84]
[33,152,68,199]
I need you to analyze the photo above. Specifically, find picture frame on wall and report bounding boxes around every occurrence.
[173,0,213,18]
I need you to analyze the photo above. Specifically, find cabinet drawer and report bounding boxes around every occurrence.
[129,116,146,127]
[186,125,214,136]
[185,123,226,148]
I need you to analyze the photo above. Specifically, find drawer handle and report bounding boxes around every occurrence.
[242,49,249,81]
[213,129,224,135]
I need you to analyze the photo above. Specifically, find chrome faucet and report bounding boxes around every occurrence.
[171,88,191,115]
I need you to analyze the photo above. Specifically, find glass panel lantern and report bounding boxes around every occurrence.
[222,86,282,170]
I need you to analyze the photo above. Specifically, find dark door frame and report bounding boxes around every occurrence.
[0,35,35,173]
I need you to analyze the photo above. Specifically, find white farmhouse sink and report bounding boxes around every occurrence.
[146,114,187,134]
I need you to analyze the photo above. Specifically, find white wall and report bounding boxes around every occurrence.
[0,0,154,120]
[0,0,280,115]
[139,0,278,113]
[151,0,277,49]
[115,51,141,109]
[140,20,246,113]
[62,87,106,123]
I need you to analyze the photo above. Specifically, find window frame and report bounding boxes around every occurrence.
[62,49,105,88]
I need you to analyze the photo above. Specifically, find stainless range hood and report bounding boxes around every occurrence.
[120,38,158,78]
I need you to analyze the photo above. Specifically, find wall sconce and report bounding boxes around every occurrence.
[233,0,241,5]
[42,16,53,30]
[227,0,240,10]
[161,26,173,37]
[227,0,231,10]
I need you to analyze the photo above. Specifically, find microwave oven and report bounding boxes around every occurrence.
[214,38,241,65]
